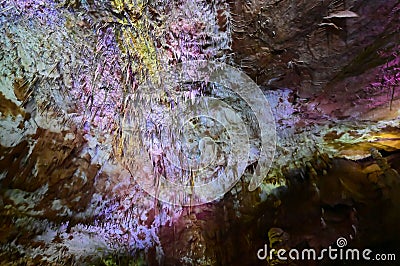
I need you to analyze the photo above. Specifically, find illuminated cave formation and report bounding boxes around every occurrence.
[0,0,399,265]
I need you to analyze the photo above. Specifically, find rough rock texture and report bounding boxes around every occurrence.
[0,0,399,265]
[230,0,399,96]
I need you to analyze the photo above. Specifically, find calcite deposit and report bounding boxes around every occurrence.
[0,0,399,265]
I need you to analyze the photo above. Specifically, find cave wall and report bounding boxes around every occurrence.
[0,0,399,265]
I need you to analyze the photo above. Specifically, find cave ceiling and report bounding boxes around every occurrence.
[0,0,399,265]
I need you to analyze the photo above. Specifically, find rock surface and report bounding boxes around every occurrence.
[0,0,399,265]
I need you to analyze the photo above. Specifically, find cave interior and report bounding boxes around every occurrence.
[0,0,400,265]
